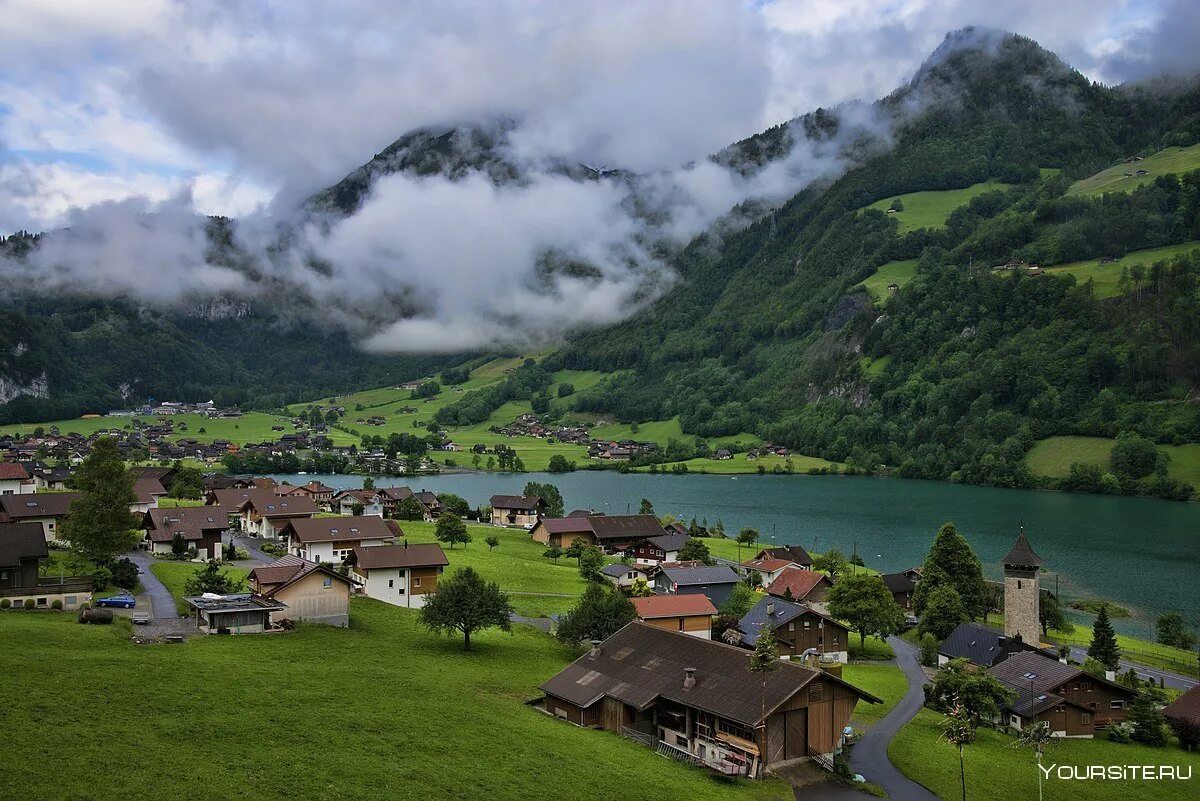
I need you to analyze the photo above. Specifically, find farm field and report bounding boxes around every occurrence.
[858,258,919,303]
[863,180,1013,234]
[1067,143,1200,197]
[0,607,791,801]
[1043,241,1200,299]
[632,453,839,476]
[0,411,326,446]
[889,707,1199,801]
[1024,435,1200,487]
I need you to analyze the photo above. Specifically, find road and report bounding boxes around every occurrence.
[1064,644,1197,690]
[126,550,177,620]
[847,637,938,801]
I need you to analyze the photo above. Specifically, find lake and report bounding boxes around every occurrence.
[268,471,1200,639]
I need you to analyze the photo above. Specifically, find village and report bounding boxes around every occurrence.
[1,448,1196,801]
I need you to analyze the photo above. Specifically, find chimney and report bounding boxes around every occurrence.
[766,601,774,616]
[404,538,408,549]
[588,639,601,659]
[683,667,696,690]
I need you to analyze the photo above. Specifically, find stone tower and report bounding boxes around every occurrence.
[1002,528,1044,643]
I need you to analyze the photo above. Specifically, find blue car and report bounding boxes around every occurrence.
[95,594,136,609]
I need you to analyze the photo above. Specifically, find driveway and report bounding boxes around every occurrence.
[847,637,938,801]
[232,535,277,566]
[126,550,177,620]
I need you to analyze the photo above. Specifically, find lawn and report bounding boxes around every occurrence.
[1043,241,1200,299]
[843,663,908,728]
[864,180,1013,234]
[1067,144,1200,197]
[151,561,250,615]
[889,707,1199,801]
[0,607,792,801]
[858,259,919,303]
[1024,435,1200,488]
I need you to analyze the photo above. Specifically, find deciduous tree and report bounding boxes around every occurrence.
[59,437,138,566]
[435,514,472,549]
[827,573,906,646]
[419,567,513,651]
[555,584,635,646]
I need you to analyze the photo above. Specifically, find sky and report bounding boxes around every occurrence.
[0,0,1195,351]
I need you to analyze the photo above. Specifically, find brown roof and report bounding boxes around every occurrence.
[1164,685,1200,725]
[0,492,81,519]
[133,477,167,504]
[378,486,415,501]
[241,493,318,518]
[987,651,1130,716]
[587,514,666,542]
[490,494,543,511]
[249,555,354,594]
[281,515,395,544]
[207,487,268,507]
[143,506,230,542]
[538,517,596,534]
[742,556,792,572]
[1002,529,1044,568]
[757,545,814,567]
[352,543,448,570]
[0,463,30,481]
[766,567,832,600]
[0,522,47,566]
[538,622,879,726]
[632,594,717,619]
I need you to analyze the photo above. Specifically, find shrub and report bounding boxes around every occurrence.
[23,599,35,610]
[51,599,63,611]
[0,598,10,609]
[919,633,940,667]
[1106,722,1133,744]
[111,558,139,591]
[91,566,113,591]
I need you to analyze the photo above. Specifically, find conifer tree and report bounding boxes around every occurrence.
[1087,605,1121,670]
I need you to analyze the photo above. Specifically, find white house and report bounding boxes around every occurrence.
[279,515,398,564]
[600,563,652,588]
[236,492,318,538]
[130,478,167,514]
[740,556,798,587]
[350,542,448,609]
[331,489,385,517]
[0,463,34,495]
[0,492,80,544]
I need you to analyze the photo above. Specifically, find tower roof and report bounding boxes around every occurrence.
[1002,529,1044,568]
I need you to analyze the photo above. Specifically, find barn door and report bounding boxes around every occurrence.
[784,709,808,759]
[766,715,786,764]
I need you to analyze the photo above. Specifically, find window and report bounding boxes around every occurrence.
[1081,712,1092,725]
[323,577,332,589]
[388,579,394,588]
[678,620,685,632]
[65,596,76,605]
[1010,714,1021,727]
[1110,700,1124,710]
[36,597,47,607]
[414,578,422,587]
[803,620,811,629]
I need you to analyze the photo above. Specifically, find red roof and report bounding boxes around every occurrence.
[742,557,791,572]
[632,594,717,619]
[1164,685,1200,725]
[0,463,30,481]
[766,567,831,600]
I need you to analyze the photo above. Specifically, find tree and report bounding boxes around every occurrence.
[171,532,187,557]
[166,462,204,499]
[59,437,138,566]
[628,577,654,597]
[547,454,575,473]
[578,545,605,582]
[638,498,654,515]
[912,523,986,619]
[720,583,758,619]
[678,538,714,566]
[919,632,940,667]
[919,584,968,640]
[736,527,760,560]
[362,476,375,490]
[542,545,563,563]
[436,493,471,517]
[1128,689,1168,746]
[926,659,1015,722]
[350,502,365,517]
[982,582,1003,623]
[1155,612,1197,650]
[748,621,781,725]
[1012,721,1053,801]
[555,583,636,646]
[1087,605,1121,670]
[942,697,976,801]
[1039,593,1074,637]
[812,549,848,579]
[110,558,139,591]
[395,496,426,521]
[419,567,513,651]
[557,382,575,397]
[484,535,499,550]
[564,538,586,565]
[183,560,246,596]
[522,481,564,517]
[435,515,472,549]
[827,573,906,646]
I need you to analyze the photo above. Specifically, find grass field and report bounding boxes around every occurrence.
[1067,144,1200,197]
[151,561,250,614]
[632,453,839,476]
[859,355,892,377]
[889,707,1199,801]
[1024,435,1200,488]
[858,259,919,303]
[0,607,791,801]
[0,411,341,447]
[864,180,1013,234]
[843,664,907,728]
[1043,241,1200,298]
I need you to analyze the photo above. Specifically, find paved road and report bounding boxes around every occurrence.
[1064,644,1197,690]
[848,637,938,801]
[232,535,277,566]
[126,550,178,620]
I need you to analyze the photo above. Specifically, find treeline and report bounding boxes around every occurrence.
[434,360,551,426]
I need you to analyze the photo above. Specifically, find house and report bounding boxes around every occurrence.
[622,530,688,565]
[130,464,177,492]
[601,563,652,589]
[986,651,1135,737]
[937,622,1046,668]
[276,480,336,506]
[740,556,796,587]
[1163,686,1200,743]
[631,594,716,639]
[654,564,741,607]
[535,622,881,777]
[278,515,398,563]
[376,486,438,520]
[142,506,230,560]
[27,465,70,491]
[530,514,668,553]
[0,492,81,545]
[331,489,385,517]
[765,567,834,611]
[530,516,600,548]
[349,542,448,609]
[131,477,167,514]
[490,494,545,528]
[737,596,850,663]
[880,571,918,610]
[754,545,814,569]
[236,492,319,538]
[0,522,91,610]
[248,555,355,627]
[184,593,288,634]
[0,463,33,495]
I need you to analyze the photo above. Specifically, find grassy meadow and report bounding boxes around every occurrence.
[1043,241,1200,299]
[1024,435,1200,488]
[842,663,908,729]
[864,180,1013,234]
[858,258,919,303]
[0,606,792,801]
[1067,144,1200,197]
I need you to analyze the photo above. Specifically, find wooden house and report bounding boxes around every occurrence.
[737,596,850,663]
[490,494,546,528]
[632,594,716,639]
[142,506,230,561]
[986,651,1135,737]
[248,555,355,627]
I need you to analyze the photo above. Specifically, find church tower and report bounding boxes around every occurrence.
[1002,528,1044,643]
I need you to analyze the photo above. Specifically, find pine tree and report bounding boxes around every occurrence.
[1128,689,1167,746]
[59,437,138,566]
[1087,605,1121,670]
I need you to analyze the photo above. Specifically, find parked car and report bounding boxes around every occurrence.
[95,594,136,609]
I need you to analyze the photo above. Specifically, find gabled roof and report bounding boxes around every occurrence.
[538,622,879,726]
[490,494,543,510]
[757,545,813,567]
[1002,529,1044,568]
[352,543,448,570]
[377,486,415,501]
[587,514,665,542]
[248,555,355,594]
[645,531,688,553]
[742,556,792,572]
[133,477,167,504]
[0,462,30,481]
[0,522,48,566]
[937,622,1043,668]
[241,493,319,518]
[880,571,916,594]
[538,517,596,534]
[143,506,231,542]
[766,567,832,600]
[659,564,740,586]
[737,595,843,647]
[1164,685,1200,725]
[986,651,1130,717]
[0,492,81,519]
[281,515,396,544]
[601,562,647,578]
[632,594,716,619]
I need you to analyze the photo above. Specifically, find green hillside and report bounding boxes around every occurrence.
[1067,144,1200,197]
[865,180,1012,233]
[1041,241,1200,298]
[1025,435,1200,488]
[858,259,919,302]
